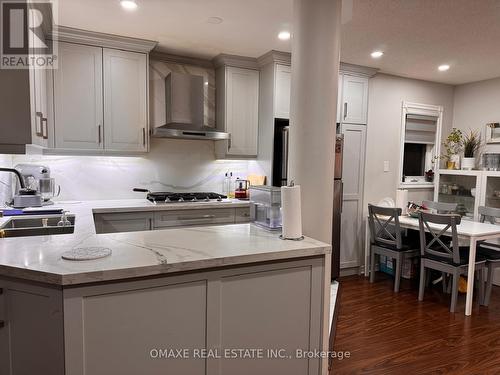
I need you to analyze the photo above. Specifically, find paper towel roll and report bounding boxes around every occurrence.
[396,189,409,215]
[281,185,303,239]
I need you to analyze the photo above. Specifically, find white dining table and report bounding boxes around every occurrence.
[364,215,500,316]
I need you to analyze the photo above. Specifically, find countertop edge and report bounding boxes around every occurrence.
[0,245,331,286]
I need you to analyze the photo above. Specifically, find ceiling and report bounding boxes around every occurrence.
[58,0,500,85]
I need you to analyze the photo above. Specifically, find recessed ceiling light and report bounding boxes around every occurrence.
[278,31,291,41]
[438,64,450,72]
[207,16,223,24]
[120,0,138,10]
[371,51,384,58]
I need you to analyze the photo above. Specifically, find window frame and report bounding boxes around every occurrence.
[398,101,443,189]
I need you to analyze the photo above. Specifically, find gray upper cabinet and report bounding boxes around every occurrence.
[54,42,104,150]
[340,75,369,125]
[274,64,291,119]
[216,66,259,158]
[103,49,148,152]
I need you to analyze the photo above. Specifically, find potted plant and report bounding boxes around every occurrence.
[461,130,481,170]
[441,128,463,169]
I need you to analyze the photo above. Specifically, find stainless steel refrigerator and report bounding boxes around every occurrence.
[331,134,343,280]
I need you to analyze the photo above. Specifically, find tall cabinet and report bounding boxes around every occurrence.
[337,70,372,272]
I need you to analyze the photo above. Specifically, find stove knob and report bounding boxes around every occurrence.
[178,197,184,202]
[191,197,197,202]
[217,196,223,202]
[204,197,210,202]
[165,197,171,203]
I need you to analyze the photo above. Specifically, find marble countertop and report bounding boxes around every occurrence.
[0,199,330,286]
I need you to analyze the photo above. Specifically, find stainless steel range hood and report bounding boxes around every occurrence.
[152,72,230,140]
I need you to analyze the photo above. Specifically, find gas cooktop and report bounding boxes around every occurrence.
[146,192,226,203]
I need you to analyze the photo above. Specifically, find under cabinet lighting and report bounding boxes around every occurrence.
[371,51,384,58]
[438,64,450,72]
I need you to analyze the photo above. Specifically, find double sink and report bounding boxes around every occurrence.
[0,215,76,238]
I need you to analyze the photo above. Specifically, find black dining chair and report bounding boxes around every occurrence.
[368,204,420,292]
[477,206,500,306]
[418,211,487,312]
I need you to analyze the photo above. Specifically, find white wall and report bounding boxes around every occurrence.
[364,73,455,208]
[453,76,500,155]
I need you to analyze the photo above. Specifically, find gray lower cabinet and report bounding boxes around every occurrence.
[93,212,153,234]
[94,208,251,234]
[0,257,326,375]
[0,281,64,375]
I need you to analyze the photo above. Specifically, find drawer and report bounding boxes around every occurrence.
[235,207,251,223]
[94,212,153,234]
[154,208,235,228]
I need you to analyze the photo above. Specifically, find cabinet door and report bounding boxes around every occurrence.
[54,42,103,149]
[342,75,368,125]
[340,124,366,269]
[274,64,291,119]
[103,49,148,152]
[225,67,259,156]
[0,281,64,375]
[94,212,153,234]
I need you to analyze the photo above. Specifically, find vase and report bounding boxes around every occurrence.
[446,161,456,170]
[461,157,475,170]
[450,154,460,169]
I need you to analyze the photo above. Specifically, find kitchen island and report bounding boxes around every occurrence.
[0,214,331,375]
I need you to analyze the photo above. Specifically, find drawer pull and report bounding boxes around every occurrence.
[178,215,216,221]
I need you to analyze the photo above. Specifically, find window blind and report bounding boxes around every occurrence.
[405,114,438,144]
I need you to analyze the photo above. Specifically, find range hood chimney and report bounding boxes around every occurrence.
[151,72,230,140]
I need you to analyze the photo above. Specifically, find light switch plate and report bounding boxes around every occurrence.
[383,161,390,172]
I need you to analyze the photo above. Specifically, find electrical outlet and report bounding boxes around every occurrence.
[383,161,390,172]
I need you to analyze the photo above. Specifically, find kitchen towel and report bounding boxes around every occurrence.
[396,189,409,215]
[281,185,302,239]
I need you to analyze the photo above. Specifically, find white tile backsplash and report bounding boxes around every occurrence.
[10,138,264,201]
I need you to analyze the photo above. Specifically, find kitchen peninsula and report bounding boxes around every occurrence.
[0,202,331,375]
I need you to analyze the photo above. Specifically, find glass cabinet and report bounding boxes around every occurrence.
[434,170,481,220]
[480,172,500,210]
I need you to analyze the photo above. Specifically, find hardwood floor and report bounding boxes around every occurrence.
[331,274,500,375]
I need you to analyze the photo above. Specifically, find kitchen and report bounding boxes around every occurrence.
[1,0,500,374]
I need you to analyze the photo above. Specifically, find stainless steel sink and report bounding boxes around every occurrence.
[1,215,76,237]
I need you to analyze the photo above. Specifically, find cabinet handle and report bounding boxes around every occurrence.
[149,218,153,230]
[97,125,102,144]
[142,128,146,147]
[0,287,3,295]
[41,117,48,139]
[35,112,43,137]
[0,321,4,329]
[343,103,348,119]
[178,215,216,221]
[228,136,232,150]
